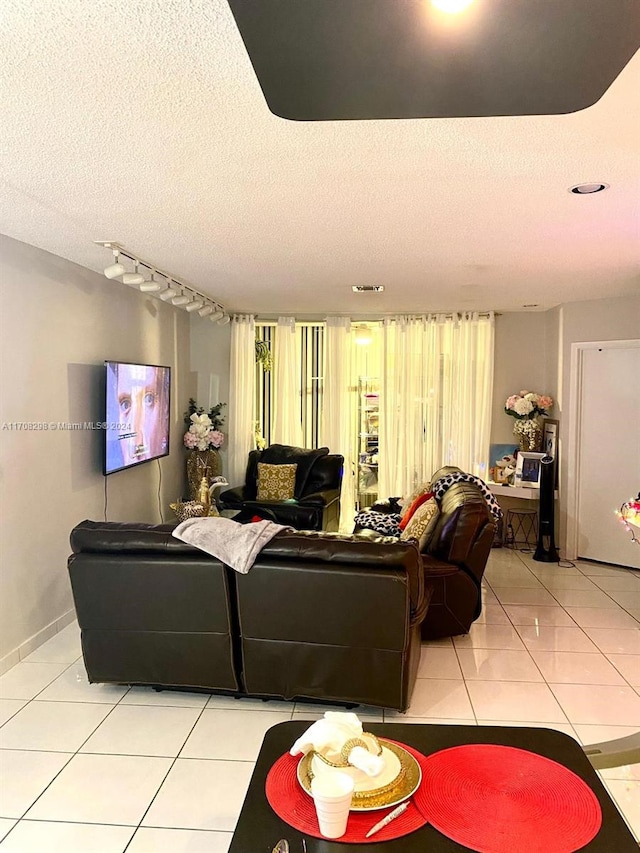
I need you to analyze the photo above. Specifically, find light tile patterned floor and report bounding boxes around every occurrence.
[0,550,638,851]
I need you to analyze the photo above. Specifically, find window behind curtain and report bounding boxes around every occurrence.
[255,323,325,449]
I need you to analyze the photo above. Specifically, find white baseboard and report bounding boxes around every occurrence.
[0,608,77,676]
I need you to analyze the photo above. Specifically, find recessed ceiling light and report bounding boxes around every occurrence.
[569,183,609,194]
[352,285,384,293]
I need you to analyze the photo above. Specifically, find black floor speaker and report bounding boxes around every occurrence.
[534,455,560,562]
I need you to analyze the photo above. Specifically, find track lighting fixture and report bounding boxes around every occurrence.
[94,241,229,323]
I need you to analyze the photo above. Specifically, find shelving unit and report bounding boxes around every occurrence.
[357,377,379,510]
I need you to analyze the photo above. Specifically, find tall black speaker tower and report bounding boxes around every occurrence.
[534,454,559,562]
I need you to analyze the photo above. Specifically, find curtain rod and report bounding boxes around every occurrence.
[255,313,497,327]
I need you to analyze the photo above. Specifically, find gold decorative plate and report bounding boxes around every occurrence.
[297,739,422,812]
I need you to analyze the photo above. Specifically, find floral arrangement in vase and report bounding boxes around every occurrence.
[504,390,553,451]
[183,399,226,451]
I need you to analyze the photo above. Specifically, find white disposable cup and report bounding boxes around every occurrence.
[310,772,355,839]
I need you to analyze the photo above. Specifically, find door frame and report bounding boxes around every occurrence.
[566,339,640,561]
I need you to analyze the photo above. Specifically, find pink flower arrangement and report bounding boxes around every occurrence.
[183,414,225,451]
[182,398,226,452]
[505,390,553,420]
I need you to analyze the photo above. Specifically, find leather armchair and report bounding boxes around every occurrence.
[219,444,343,531]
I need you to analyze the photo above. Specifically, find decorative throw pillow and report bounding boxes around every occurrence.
[399,483,432,521]
[398,491,434,531]
[400,497,440,550]
[257,463,298,501]
[260,444,329,494]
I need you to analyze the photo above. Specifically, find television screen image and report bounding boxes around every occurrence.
[104,361,171,475]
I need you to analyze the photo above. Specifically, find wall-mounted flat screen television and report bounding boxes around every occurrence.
[104,361,171,475]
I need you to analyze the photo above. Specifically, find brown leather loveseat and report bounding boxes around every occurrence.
[68,520,430,712]
[355,466,497,640]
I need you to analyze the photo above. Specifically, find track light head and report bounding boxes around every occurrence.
[122,272,145,285]
[139,283,161,292]
[139,274,163,293]
[171,292,191,306]
[217,314,231,325]
[104,248,125,279]
[104,262,125,279]
[198,305,214,317]
[159,282,180,301]
[185,298,205,313]
[122,262,145,285]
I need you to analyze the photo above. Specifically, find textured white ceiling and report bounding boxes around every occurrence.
[1,0,639,316]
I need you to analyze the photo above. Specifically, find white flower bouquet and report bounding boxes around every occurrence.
[504,390,553,420]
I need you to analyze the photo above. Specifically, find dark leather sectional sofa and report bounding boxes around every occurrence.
[67,466,495,711]
[68,521,429,711]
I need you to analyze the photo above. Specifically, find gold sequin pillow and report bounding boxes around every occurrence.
[257,462,298,501]
[400,483,432,521]
[400,497,439,550]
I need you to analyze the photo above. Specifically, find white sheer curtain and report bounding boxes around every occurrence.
[271,316,304,447]
[228,314,256,488]
[441,312,494,481]
[321,316,355,532]
[378,312,494,499]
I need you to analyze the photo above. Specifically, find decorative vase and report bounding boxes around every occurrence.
[186,449,222,501]
[513,418,543,452]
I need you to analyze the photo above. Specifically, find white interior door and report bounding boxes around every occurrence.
[576,342,640,569]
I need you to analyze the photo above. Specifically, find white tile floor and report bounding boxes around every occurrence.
[0,549,638,852]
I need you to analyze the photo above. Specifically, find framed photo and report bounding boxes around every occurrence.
[515,451,546,489]
[542,418,559,460]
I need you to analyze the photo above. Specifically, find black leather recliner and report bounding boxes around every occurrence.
[354,466,497,639]
[219,444,343,531]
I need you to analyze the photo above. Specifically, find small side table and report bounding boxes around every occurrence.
[505,508,538,550]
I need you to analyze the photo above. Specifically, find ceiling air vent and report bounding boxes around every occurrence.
[352,285,384,292]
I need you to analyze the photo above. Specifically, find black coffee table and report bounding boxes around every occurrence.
[228,720,638,852]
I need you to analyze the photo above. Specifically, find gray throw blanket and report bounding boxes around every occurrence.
[172,516,292,574]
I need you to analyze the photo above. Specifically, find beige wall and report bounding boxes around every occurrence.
[189,315,232,476]
[491,312,550,445]
[0,236,192,668]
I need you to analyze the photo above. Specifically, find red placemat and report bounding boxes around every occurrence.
[265,741,429,843]
[413,743,602,853]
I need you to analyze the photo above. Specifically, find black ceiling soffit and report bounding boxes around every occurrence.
[227,0,640,120]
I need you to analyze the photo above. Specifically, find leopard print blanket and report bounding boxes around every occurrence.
[432,471,503,521]
[354,470,502,536]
